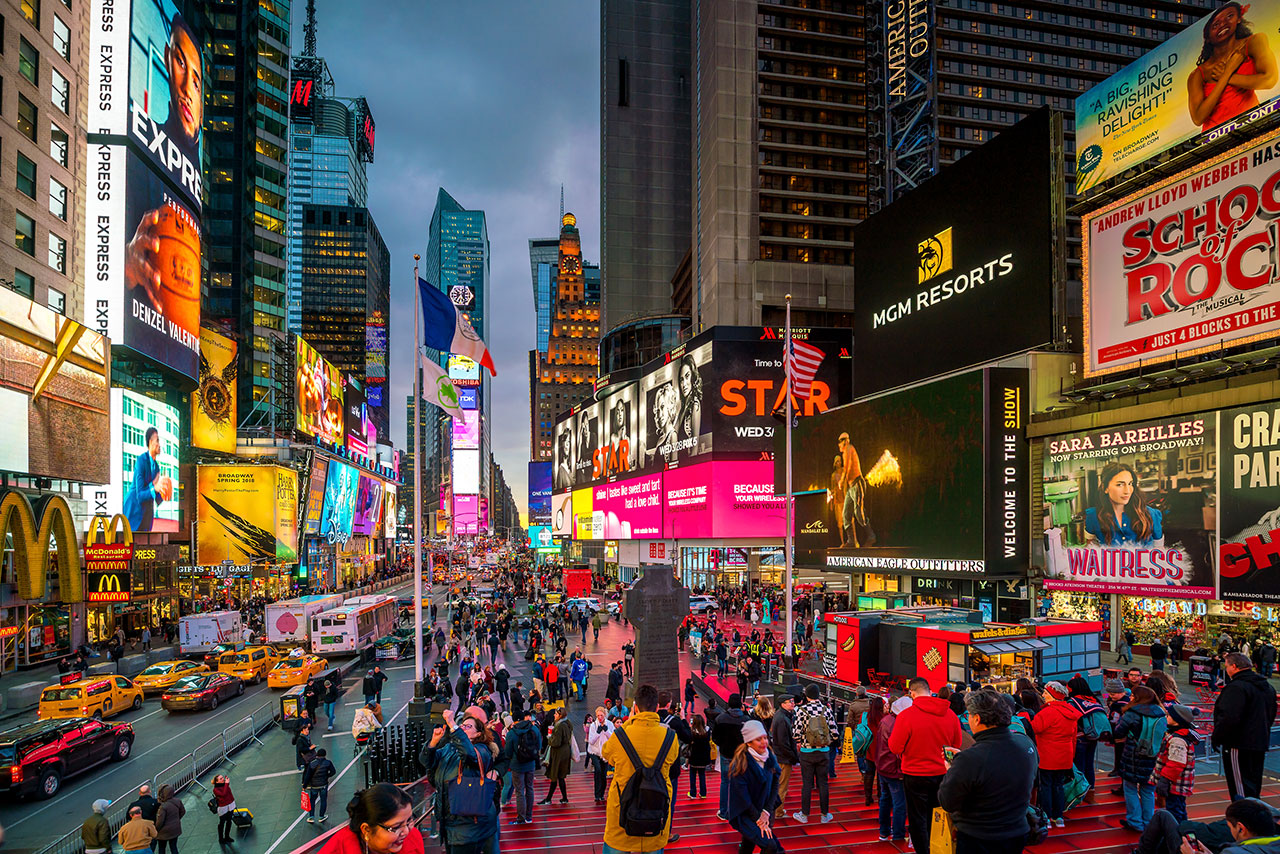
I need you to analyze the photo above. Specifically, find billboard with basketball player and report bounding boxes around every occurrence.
[85,149,202,380]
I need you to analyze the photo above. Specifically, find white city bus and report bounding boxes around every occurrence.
[309,595,397,654]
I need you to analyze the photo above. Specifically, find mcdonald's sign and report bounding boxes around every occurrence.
[0,490,82,601]
[87,571,130,603]
[86,514,133,546]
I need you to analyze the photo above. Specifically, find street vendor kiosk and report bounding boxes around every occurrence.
[823,606,1105,691]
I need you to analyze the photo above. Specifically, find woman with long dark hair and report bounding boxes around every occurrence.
[859,695,886,807]
[676,355,703,443]
[1187,1,1278,130]
[1084,462,1163,548]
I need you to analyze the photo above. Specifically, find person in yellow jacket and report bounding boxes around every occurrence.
[601,684,678,854]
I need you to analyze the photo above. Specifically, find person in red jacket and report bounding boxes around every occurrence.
[887,677,962,854]
[1031,681,1083,828]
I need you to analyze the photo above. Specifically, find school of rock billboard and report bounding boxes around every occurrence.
[1083,129,1280,376]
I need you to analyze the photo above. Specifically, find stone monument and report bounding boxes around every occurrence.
[624,564,691,700]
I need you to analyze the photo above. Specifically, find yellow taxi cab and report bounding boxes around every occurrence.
[217,646,280,684]
[38,676,143,720]
[133,660,209,694]
[266,653,329,688]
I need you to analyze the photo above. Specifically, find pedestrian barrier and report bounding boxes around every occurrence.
[36,700,279,854]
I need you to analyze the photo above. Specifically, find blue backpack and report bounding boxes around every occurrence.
[1134,713,1168,759]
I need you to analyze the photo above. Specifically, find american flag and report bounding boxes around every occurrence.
[786,338,827,400]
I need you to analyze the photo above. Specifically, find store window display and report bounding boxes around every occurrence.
[1045,591,1111,646]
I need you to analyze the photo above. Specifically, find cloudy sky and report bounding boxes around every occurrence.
[297,1,601,524]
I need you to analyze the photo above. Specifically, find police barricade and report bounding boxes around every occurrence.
[192,733,227,780]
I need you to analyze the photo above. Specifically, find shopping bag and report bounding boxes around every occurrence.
[1064,765,1090,811]
[571,733,582,763]
[929,807,956,854]
[300,790,311,812]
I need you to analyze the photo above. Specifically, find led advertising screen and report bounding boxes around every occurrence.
[1083,129,1280,377]
[1220,402,1280,600]
[453,410,481,450]
[552,492,573,537]
[195,465,298,565]
[302,453,329,536]
[453,449,480,495]
[458,387,478,410]
[382,483,397,540]
[319,459,358,544]
[781,368,1030,577]
[571,401,602,487]
[352,474,383,537]
[87,150,203,379]
[528,461,552,526]
[192,327,237,453]
[529,524,554,549]
[852,110,1055,396]
[663,461,785,539]
[0,288,109,483]
[454,494,479,536]
[344,377,372,457]
[638,339,714,468]
[1074,0,1280,193]
[107,389,181,533]
[295,336,344,444]
[571,487,597,540]
[89,0,204,209]
[593,472,663,539]
[448,354,480,386]
[1042,414,1217,598]
[596,383,639,481]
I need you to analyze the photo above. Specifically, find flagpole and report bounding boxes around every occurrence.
[411,255,426,714]
[784,294,795,679]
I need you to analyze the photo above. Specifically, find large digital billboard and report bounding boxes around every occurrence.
[352,474,383,537]
[319,459,358,545]
[1043,415,1218,598]
[593,472,663,539]
[454,493,479,536]
[1083,129,1280,377]
[0,288,109,484]
[196,465,298,565]
[89,0,204,208]
[302,453,329,536]
[295,336,344,444]
[107,389,181,533]
[88,150,202,379]
[852,110,1055,396]
[528,461,552,526]
[1219,403,1280,602]
[597,383,639,480]
[453,449,480,495]
[382,483,397,540]
[192,327,237,453]
[345,377,372,457]
[448,354,480,386]
[1074,1,1280,193]
[639,340,714,468]
[552,492,573,537]
[781,368,1030,578]
[452,410,480,450]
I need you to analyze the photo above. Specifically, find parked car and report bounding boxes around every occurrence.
[160,673,245,712]
[688,596,718,615]
[217,646,280,684]
[0,718,134,799]
[563,597,604,614]
[133,660,209,694]
[38,677,143,721]
[267,655,329,689]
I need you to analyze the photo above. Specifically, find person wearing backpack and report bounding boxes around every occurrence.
[1152,703,1201,823]
[587,705,617,805]
[857,695,885,807]
[501,708,543,825]
[768,694,799,821]
[726,719,784,854]
[1067,675,1108,801]
[1109,684,1167,832]
[794,698,835,824]
[1032,681,1083,829]
[875,696,910,844]
[887,677,962,854]
[600,684,678,854]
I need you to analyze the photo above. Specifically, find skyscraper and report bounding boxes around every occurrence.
[204,0,293,430]
[601,0,693,334]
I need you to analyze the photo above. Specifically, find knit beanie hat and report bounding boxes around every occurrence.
[1104,678,1126,695]
[1168,704,1198,729]
[740,719,768,743]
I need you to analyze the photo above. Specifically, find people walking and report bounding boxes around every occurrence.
[1111,684,1166,832]
[153,784,185,854]
[688,714,713,801]
[1213,651,1278,801]
[294,721,317,770]
[118,806,158,854]
[539,707,573,804]
[725,718,783,854]
[303,748,337,823]
[586,705,616,805]
[599,684,679,854]
[502,708,542,825]
[1032,681,1082,828]
[82,799,113,854]
[875,696,910,844]
[1067,675,1108,799]
[768,693,799,820]
[323,678,340,731]
[887,677,963,853]
[212,774,236,843]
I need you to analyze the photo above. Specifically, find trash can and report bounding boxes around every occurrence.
[280,685,306,732]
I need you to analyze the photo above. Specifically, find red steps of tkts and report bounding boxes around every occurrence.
[427,761,1279,854]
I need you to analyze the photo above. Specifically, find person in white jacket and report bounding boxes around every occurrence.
[352,702,381,742]
[585,705,616,805]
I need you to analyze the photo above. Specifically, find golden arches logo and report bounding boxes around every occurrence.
[97,573,122,593]
[0,491,82,601]
[87,514,133,546]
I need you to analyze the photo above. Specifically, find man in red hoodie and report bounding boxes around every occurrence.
[1031,681,1082,828]
[888,677,962,853]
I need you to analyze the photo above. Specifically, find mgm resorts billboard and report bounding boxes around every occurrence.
[853,109,1057,397]
[781,368,1029,578]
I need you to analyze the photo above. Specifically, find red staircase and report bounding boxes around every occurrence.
[427,759,1278,854]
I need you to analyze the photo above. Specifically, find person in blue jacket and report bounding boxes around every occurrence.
[569,656,589,702]
[123,427,170,532]
[1084,462,1163,548]
[725,719,784,854]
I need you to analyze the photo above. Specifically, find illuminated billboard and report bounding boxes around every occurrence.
[593,472,663,539]
[295,336,344,444]
[0,288,109,483]
[319,459,358,545]
[87,149,202,379]
[639,340,713,468]
[572,487,597,540]
[454,493,479,536]
[302,453,329,536]
[528,461,552,526]
[196,465,299,565]
[106,389,181,533]
[352,474,383,537]
[458,387,478,410]
[596,383,638,480]
[448,354,480,386]
[552,492,573,537]
[192,327,237,453]
[452,410,480,450]
[663,462,782,540]
[382,483,397,540]
[1083,129,1280,377]
[1074,1,1280,193]
[529,525,554,549]
[453,449,480,495]
[344,377,372,457]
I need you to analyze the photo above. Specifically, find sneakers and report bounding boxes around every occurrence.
[716,812,726,821]
[318,815,327,823]
[878,836,890,843]
[1054,818,1065,828]
[791,812,809,824]
[306,817,315,824]
[821,814,834,824]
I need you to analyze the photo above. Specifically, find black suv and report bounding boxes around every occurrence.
[0,717,134,798]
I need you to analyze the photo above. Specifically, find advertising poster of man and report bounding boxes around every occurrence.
[1219,403,1280,600]
[115,389,180,534]
[1042,414,1217,598]
[639,340,713,468]
[295,336,345,444]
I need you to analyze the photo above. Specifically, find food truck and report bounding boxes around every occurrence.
[823,606,1105,692]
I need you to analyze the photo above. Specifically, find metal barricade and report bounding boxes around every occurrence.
[221,716,255,755]
[192,733,228,779]
[250,700,280,734]
[152,755,196,797]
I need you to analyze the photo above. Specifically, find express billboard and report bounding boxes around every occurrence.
[1074,1,1280,193]
[196,465,299,565]
[780,368,1030,577]
[105,389,181,533]
[0,288,109,483]
[319,459,358,545]
[852,110,1055,396]
[295,336,344,444]
[192,327,237,453]
[1083,130,1280,377]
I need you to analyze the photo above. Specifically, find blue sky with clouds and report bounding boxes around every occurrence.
[296,1,601,523]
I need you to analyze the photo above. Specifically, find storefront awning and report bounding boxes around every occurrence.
[973,638,1050,654]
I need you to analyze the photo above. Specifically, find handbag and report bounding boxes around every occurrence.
[447,744,497,818]
[929,807,956,854]
[571,733,582,763]
[300,790,311,812]
[207,797,218,815]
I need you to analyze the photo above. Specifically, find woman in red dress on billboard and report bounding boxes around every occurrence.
[1187,2,1277,131]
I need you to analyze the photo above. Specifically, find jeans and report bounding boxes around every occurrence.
[827,741,839,778]
[719,755,731,814]
[878,776,906,839]
[308,785,328,818]
[718,659,728,678]
[500,771,512,805]
[1040,767,1070,819]
[1124,779,1155,830]
[856,754,876,803]
[156,840,177,854]
[903,774,944,854]
[217,810,233,840]
[1165,792,1187,823]
[1074,738,1097,790]
[956,831,1025,854]
[1152,659,1166,672]
[450,834,500,854]
[574,680,585,701]
[799,752,829,815]
[324,701,335,728]
[512,769,535,821]
[669,767,681,823]
[690,766,707,797]
[590,755,607,801]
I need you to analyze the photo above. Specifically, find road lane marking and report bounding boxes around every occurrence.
[320,732,350,738]
[245,769,302,781]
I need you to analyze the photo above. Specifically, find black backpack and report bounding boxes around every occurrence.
[515,727,540,764]
[614,727,675,838]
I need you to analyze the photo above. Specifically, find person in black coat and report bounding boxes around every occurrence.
[495,667,510,710]
[605,662,624,704]
[725,719,783,854]
[1213,652,1279,801]
[658,692,694,843]
[509,681,525,716]
[293,722,316,770]
[713,694,750,819]
[938,690,1037,854]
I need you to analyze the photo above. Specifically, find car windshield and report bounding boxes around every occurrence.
[0,745,14,763]
[140,664,172,676]
[173,676,210,691]
[41,687,82,701]
[271,661,293,671]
